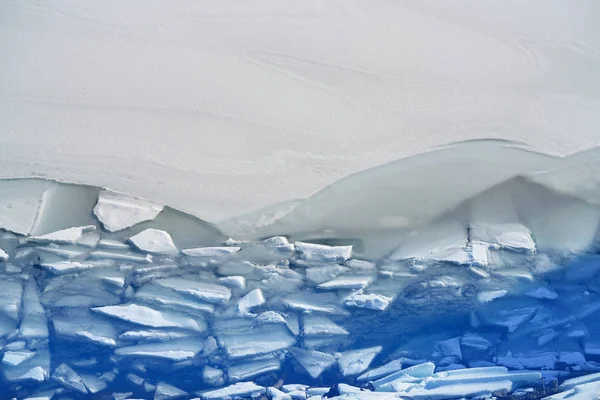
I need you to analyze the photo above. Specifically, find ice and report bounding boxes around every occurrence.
[0,246,8,261]
[344,292,393,311]
[357,359,405,382]
[200,382,266,400]
[303,315,349,337]
[203,366,225,386]
[268,387,292,400]
[289,348,337,379]
[27,225,97,244]
[294,242,353,263]
[39,260,102,275]
[305,265,350,285]
[154,278,232,304]
[317,275,374,290]
[89,249,153,263]
[477,290,507,303]
[218,325,296,359]
[3,350,35,366]
[135,283,216,315]
[81,373,109,394]
[183,246,240,266]
[154,382,188,400]
[51,363,88,394]
[283,293,349,315]
[98,239,130,250]
[337,346,382,376]
[219,276,246,289]
[92,303,206,331]
[470,223,536,253]
[0,277,23,320]
[526,287,558,300]
[115,339,204,361]
[238,236,294,263]
[129,228,178,255]
[0,180,51,236]
[94,190,163,232]
[20,279,48,338]
[119,330,191,342]
[496,352,558,370]
[228,356,280,382]
[238,288,265,314]
[53,310,118,347]
[372,362,436,390]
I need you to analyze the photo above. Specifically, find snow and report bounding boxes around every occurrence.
[93,190,163,232]
[129,228,178,255]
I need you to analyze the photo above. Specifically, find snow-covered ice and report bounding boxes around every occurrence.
[93,190,163,232]
[129,228,179,255]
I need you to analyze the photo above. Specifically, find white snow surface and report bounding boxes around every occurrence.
[2,1,600,222]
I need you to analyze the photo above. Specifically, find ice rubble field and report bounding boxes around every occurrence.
[3,143,600,399]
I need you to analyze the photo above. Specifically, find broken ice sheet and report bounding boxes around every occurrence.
[94,190,163,232]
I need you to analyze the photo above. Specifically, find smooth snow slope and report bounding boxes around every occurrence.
[2,0,600,221]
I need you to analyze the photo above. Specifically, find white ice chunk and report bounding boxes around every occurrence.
[200,382,265,400]
[51,363,88,394]
[27,225,96,244]
[219,276,246,289]
[98,239,130,250]
[357,359,405,382]
[20,279,48,339]
[53,311,118,347]
[92,303,206,331]
[129,228,178,255]
[303,315,348,337]
[283,293,349,315]
[119,330,191,342]
[154,278,231,304]
[40,260,102,275]
[203,366,225,386]
[0,278,23,320]
[372,362,436,390]
[94,190,163,232]
[317,275,374,290]
[478,306,537,332]
[89,249,153,263]
[154,382,188,400]
[289,348,337,379]
[255,311,287,325]
[559,372,600,391]
[12,366,48,383]
[135,284,215,315]
[238,236,294,263]
[81,374,108,394]
[477,290,507,303]
[0,180,50,235]
[116,339,204,361]
[526,287,558,300]
[337,346,382,376]
[228,356,280,382]
[182,246,240,267]
[470,223,536,253]
[218,325,295,359]
[3,350,35,366]
[267,387,292,400]
[0,246,8,261]
[496,351,557,370]
[305,265,350,285]
[344,292,393,311]
[400,380,514,399]
[295,242,352,263]
[238,289,265,314]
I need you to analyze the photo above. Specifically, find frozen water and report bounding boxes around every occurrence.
[129,228,179,255]
[92,303,207,331]
[94,190,163,232]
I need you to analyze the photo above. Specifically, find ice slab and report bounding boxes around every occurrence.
[115,339,204,361]
[283,292,349,315]
[238,288,265,314]
[470,223,536,253]
[218,325,295,359]
[0,277,23,320]
[154,278,231,304]
[39,260,103,275]
[200,382,265,400]
[92,303,206,331]
[27,225,97,245]
[317,275,374,290]
[295,242,352,263]
[289,348,337,379]
[357,359,405,382]
[228,356,280,382]
[344,292,393,311]
[0,180,52,235]
[303,315,349,337]
[268,387,292,400]
[219,276,246,290]
[129,228,178,255]
[203,366,225,386]
[88,249,153,263]
[94,190,163,232]
[53,310,118,347]
[154,382,188,400]
[81,374,108,394]
[3,350,36,366]
[0,247,8,261]
[20,280,48,339]
[51,363,88,394]
[135,283,216,315]
[182,246,240,266]
[337,346,382,376]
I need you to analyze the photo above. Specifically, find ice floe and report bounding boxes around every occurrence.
[94,190,163,232]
